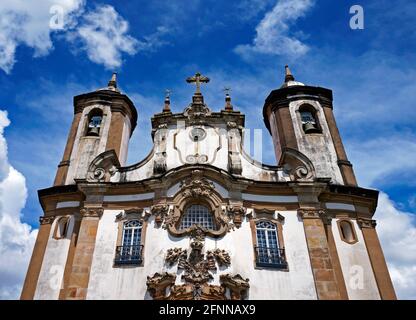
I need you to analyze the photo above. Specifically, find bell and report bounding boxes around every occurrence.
[87,126,100,136]
[303,122,319,134]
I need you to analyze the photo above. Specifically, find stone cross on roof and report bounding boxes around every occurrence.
[186,72,210,94]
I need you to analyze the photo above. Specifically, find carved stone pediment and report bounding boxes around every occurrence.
[87,150,120,183]
[279,147,316,182]
[115,208,148,222]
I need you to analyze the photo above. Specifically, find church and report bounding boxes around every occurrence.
[20,66,396,300]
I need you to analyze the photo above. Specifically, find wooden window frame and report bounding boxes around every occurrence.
[337,219,358,245]
[249,210,288,271]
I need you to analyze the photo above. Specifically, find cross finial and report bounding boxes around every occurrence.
[223,87,231,97]
[165,89,171,99]
[186,72,210,94]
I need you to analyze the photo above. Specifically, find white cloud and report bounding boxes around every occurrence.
[0,2,170,73]
[347,134,416,188]
[375,192,416,299]
[0,110,37,299]
[0,0,84,73]
[69,5,139,69]
[235,0,314,59]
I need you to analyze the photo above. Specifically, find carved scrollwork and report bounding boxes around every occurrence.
[87,150,120,182]
[279,148,316,182]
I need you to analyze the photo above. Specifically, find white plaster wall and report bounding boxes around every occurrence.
[165,124,229,171]
[289,100,343,184]
[87,210,317,300]
[332,219,380,300]
[119,116,131,166]
[34,218,74,300]
[87,210,188,300]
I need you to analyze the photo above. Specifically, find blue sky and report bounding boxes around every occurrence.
[0,0,415,299]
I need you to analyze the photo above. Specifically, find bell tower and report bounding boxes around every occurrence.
[263,66,357,186]
[54,73,138,185]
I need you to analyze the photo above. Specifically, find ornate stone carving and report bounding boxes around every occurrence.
[220,274,250,300]
[357,218,377,229]
[147,233,248,300]
[226,205,246,228]
[39,216,55,225]
[279,148,316,182]
[146,272,176,300]
[87,150,120,182]
[151,204,169,226]
[80,207,103,218]
[180,175,215,198]
[206,249,231,267]
[165,248,187,266]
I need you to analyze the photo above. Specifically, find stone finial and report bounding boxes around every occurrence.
[285,65,295,82]
[163,89,171,112]
[224,87,233,111]
[108,72,117,89]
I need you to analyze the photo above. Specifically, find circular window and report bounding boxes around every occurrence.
[190,127,206,142]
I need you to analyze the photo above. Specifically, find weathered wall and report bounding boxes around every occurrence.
[34,218,74,299]
[86,208,317,300]
[332,218,380,300]
[289,100,343,184]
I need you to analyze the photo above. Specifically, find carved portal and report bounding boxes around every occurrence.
[146,232,249,300]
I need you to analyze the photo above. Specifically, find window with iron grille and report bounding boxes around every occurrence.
[114,220,143,265]
[179,205,215,230]
[255,220,287,269]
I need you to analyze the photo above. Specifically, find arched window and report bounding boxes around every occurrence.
[255,221,287,268]
[115,220,143,265]
[86,108,103,136]
[338,220,358,244]
[179,204,215,230]
[54,216,70,239]
[299,105,321,134]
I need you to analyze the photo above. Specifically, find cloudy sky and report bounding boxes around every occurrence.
[0,0,415,299]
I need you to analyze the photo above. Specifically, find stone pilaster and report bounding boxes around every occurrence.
[20,216,55,300]
[298,209,341,300]
[65,208,102,300]
[357,218,397,300]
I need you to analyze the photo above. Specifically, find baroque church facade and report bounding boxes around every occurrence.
[21,67,396,300]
